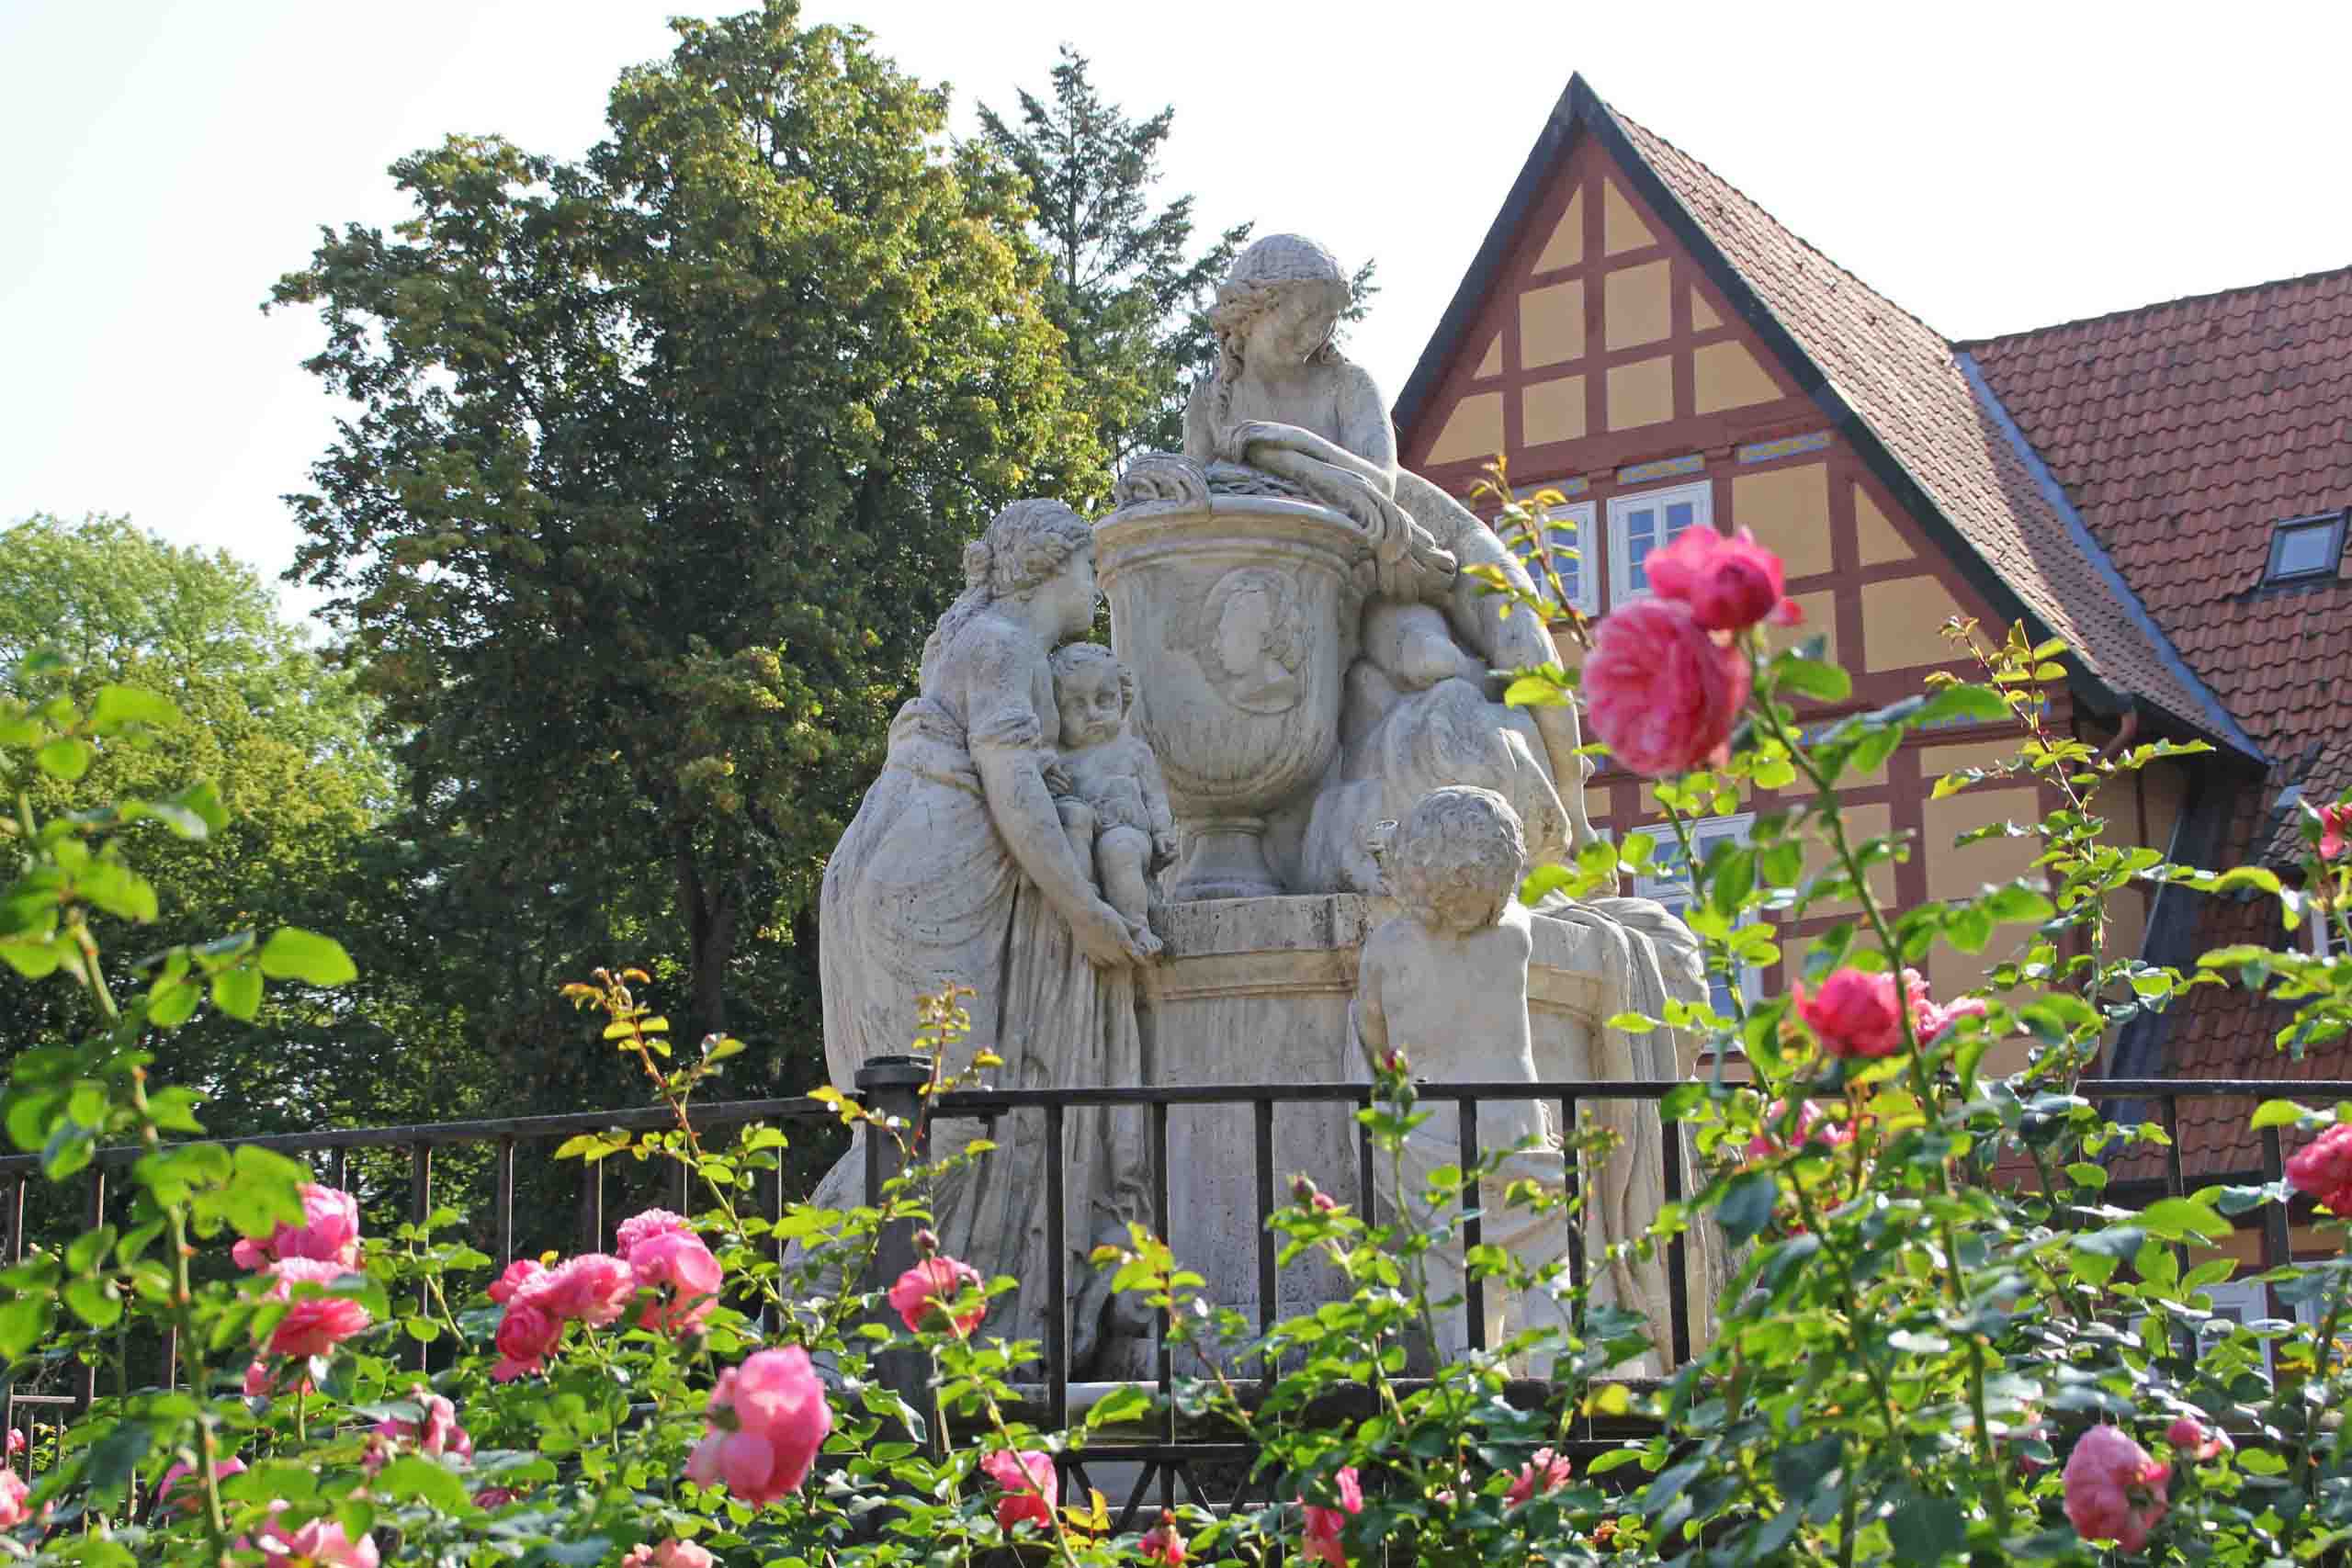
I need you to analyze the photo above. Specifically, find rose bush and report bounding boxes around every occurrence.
[5,498,2352,1568]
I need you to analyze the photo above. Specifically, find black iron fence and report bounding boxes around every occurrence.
[0,1074,2343,1517]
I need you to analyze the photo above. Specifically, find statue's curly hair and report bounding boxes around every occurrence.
[1390,786,1526,931]
[924,500,1095,676]
[1204,233,1354,432]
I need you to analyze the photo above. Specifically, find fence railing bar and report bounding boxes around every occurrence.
[493,1139,516,1270]
[1457,1095,1485,1355]
[1355,1092,1376,1220]
[1663,1122,1690,1371]
[0,1097,840,1177]
[409,1146,433,1373]
[1150,1100,1174,1466]
[76,1168,105,1413]
[1253,1099,1276,1381]
[1045,1102,1069,1436]
[578,1157,604,1257]
[673,1152,691,1216]
[327,1146,349,1195]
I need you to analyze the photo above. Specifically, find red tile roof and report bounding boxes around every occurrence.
[1599,97,2256,758]
[1963,267,2352,863]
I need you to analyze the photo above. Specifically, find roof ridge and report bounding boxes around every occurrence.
[1957,261,2352,351]
[1602,100,1951,351]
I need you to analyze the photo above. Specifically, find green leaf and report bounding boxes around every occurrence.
[1915,684,2009,724]
[89,685,182,733]
[2141,1197,2230,1242]
[1717,1170,1778,1247]
[210,965,264,1022]
[2251,1099,2312,1131]
[0,1294,54,1358]
[1885,1496,1965,1563]
[1981,883,2055,923]
[85,1419,153,1495]
[36,737,91,782]
[256,927,356,987]
[371,1454,475,1512]
[63,1276,122,1328]
[1778,658,1852,704]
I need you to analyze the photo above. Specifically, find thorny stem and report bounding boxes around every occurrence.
[1753,664,2013,1534]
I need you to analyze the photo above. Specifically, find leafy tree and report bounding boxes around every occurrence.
[0,513,453,1130]
[976,46,1376,462]
[269,3,1101,1091]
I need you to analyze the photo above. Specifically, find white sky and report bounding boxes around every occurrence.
[7,0,2350,629]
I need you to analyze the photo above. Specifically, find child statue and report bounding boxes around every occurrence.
[1183,232,1600,878]
[1350,785,1577,1373]
[1048,643,1178,958]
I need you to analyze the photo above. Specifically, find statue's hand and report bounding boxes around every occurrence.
[1068,896,1146,968]
[1217,419,1289,464]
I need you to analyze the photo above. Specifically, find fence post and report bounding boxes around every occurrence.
[856,1055,932,1436]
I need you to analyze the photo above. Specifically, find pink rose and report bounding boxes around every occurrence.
[2064,1425,2170,1552]
[471,1487,522,1509]
[888,1257,986,1337]
[621,1541,717,1568]
[684,1347,831,1506]
[536,1254,637,1326]
[2287,1123,2352,1216]
[1646,525,1801,633]
[232,1184,362,1273]
[487,1259,546,1305]
[1301,1467,1362,1566]
[981,1449,1058,1533]
[257,1507,380,1568]
[2165,1416,2231,1461]
[1745,1100,1852,1161]
[630,1232,724,1337]
[374,1386,472,1462]
[156,1457,247,1514]
[1141,1510,1187,1565]
[262,1259,371,1359]
[5,1427,20,1457]
[1796,968,1905,1059]
[1583,598,1750,777]
[243,1359,277,1398]
[0,1468,27,1529]
[616,1209,695,1258]
[492,1299,561,1382]
[2320,804,2351,862]
[1506,1447,1572,1507]
[1905,970,1986,1045]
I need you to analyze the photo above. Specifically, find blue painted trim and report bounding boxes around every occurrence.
[1952,352,2266,766]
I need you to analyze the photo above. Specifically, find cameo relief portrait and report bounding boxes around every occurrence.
[1182,567,1307,715]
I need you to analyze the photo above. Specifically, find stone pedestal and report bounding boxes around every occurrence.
[1137,895,1618,1336]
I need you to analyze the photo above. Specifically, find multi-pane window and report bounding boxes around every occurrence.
[1631,812,1759,1021]
[1607,480,1713,605]
[2266,511,2346,585]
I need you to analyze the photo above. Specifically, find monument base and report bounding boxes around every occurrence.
[1138,894,1616,1347]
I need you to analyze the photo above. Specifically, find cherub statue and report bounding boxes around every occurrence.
[1048,643,1177,958]
[1351,785,1573,1373]
[1183,232,1600,868]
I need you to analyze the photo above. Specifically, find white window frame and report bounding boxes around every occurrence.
[2203,1279,2277,1375]
[1631,812,1762,1019]
[1607,479,1713,607]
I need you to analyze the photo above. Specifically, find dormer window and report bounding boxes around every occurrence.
[2265,511,2346,585]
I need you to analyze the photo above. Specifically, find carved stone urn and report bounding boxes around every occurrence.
[1095,456,1366,899]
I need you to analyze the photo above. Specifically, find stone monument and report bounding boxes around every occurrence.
[807,233,1714,1374]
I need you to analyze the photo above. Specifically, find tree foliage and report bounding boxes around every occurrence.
[269,2,1102,1074]
[975,46,1376,463]
[0,514,422,1129]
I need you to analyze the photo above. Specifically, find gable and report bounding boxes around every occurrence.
[1402,135,1809,477]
